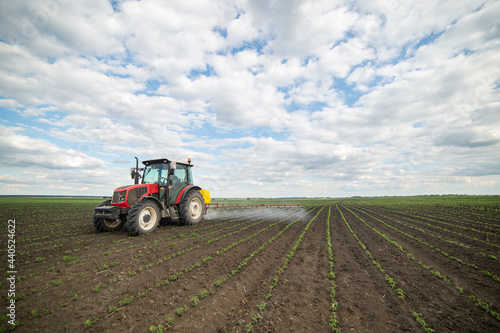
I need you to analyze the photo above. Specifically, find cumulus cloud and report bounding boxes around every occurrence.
[0,125,105,169]
[0,0,498,197]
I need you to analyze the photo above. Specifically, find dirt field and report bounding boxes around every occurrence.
[1,196,499,332]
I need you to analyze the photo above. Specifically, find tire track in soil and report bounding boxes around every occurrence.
[252,206,331,332]
[165,208,319,333]
[350,205,500,303]
[332,206,419,333]
[341,205,500,333]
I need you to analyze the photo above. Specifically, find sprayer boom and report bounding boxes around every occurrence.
[206,203,304,212]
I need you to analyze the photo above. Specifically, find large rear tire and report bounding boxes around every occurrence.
[179,191,205,225]
[94,200,125,232]
[126,200,160,236]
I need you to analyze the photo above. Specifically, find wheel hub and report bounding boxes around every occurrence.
[138,206,157,230]
[189,198,202,219]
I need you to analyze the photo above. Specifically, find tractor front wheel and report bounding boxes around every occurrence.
[94,200,125,232]
[126,200,160,236]
[179,190,205,225]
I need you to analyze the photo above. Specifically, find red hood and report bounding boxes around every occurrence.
[112,184,158,208]
[115,184,151,191]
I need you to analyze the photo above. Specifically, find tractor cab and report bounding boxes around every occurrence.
[141,159,193,205]
[94,157,210,236]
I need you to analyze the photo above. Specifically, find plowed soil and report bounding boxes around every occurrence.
[1,198,499,332]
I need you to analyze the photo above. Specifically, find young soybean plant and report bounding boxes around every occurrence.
[412,311,435,332]
[164,317,174,327]
[175,305,188,317]
[189,296,200,307]
[83,317,100,328]
[149,325,165,333]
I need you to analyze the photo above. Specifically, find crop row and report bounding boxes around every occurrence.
[244,207,325,332]
[343,205,500,322]
[14,209,304,319]
[337,205,434,331]
[364,205,500,251]
[379,204,500,230]
[151,209,317,331]
[349,206,500,284]
[371,205,499,241]
[2,197,498,332]
[9,211,272,288]
[326,207,340,332]
[84,208,313,329]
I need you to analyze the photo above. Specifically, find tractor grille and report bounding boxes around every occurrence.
[112,190,126,203]
[126,187,148,206]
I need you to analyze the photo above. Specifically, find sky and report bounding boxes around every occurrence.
[0,0,499,198]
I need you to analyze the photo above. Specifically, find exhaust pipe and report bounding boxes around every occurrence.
[131,157,141,184]
[134,157,139,184]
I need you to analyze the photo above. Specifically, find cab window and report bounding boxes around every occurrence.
[173,166,187,184]
[142,163,169,185]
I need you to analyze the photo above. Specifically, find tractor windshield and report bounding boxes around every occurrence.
[142,163,169,185]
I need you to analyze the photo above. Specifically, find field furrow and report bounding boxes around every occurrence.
[333,205,421,332]
[1,196,499,332]
[341,205,500,332]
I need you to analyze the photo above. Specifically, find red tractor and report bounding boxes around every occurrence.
[93,157,211,235]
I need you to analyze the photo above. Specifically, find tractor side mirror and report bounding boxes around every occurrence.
[130,168,140,179]
[130,166,143,184]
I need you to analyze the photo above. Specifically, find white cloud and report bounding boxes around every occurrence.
[0,1,125,58]
[0,125,105,169]
[0,43,142,111]
[246,0,357,58]
[0,0,498,197]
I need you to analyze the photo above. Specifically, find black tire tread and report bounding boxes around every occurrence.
[126,200,160,236]
[179,190,205,226]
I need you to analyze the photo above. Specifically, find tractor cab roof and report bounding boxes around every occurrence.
[142,158,193,167]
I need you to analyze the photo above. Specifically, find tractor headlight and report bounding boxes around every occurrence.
[118,196,125,203]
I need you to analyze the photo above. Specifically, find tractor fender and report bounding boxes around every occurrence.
[139,195,164,211]
[175,185,202,204]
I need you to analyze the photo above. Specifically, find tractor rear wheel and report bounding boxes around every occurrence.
[179,190,205,225]
[94,200,125,232]
[126,200,160,236]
